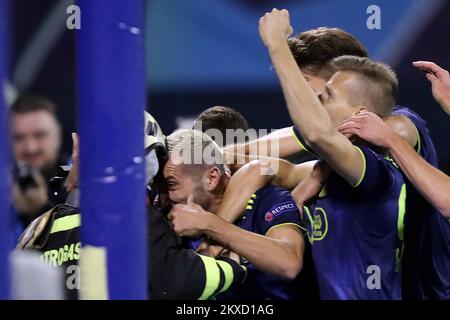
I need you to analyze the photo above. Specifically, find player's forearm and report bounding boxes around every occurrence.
[203,216,302,279]
[272,160,315,189]
[267,41,334,145]
[217,159,314,224]
[223,127,304,165]
[387,134,450,217]
[216,161,272,222]
[266,40,364,185]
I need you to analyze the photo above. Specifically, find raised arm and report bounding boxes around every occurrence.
[339,111,450,217]
[258,9,364,186]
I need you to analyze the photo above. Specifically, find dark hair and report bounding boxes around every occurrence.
[193,106,249,138]
[288,27,368,79]
[10,95,57,115]
[330,55,398,116]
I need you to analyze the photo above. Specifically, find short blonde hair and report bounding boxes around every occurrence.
[330,55,398,116]
[167,129,226,174]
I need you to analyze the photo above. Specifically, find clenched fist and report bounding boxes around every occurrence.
[259,8,293,49]
[168,195,211,238]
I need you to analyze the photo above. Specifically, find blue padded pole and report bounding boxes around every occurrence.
[76,0,147,299]
[0,0,10,300]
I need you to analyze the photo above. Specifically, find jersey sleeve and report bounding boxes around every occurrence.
[291,126,317,155]
[147,205,246,300]
[352,146,399,198]
[292,127,400,201]
[253,188,306,235]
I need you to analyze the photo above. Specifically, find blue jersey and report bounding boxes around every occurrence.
[219,185,307,300]
[392,106,438,165]
[392,106,450,299]
[290,139,405,299]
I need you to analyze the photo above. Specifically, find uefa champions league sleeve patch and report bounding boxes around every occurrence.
[264,201,298,222]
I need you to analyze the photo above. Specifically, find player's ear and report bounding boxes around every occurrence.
[205,167,221,191]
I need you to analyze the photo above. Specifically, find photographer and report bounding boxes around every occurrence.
[10,95,68,229]
[12,163,49,219]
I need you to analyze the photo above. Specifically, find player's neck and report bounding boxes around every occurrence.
[207,196,223,214]
[208,177,229,213]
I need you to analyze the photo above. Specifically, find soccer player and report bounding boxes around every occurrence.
[339,110,450,298]
[223,18,447,300]
[337,60,450,299]
[257,9,404,299]
[165,129,313,299]
[193,105,249,147]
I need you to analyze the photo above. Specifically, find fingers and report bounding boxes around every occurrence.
[195,241,209,253]
[226,251,240,264]
[71,132,79,160]
[413,61,449,79]
[413,61,443,74]
[339,127,359,136]
[337,122,361,138]
[65,133,80,191]
[187,194,194,206]
[260,8,290,19]
[426,72,438,83]
[337,120,361,131]
[338,111,380,128]
[72,132,79,150]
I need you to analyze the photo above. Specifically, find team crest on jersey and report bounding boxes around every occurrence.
[304,207,328,243]
[265,201,297,221]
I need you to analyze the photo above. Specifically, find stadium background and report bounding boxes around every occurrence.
[9,0,450,172]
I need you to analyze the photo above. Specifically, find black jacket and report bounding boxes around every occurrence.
[148,205,246,299]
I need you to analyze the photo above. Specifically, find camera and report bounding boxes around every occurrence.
[14,162,39,191]
[48,165,71,206]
